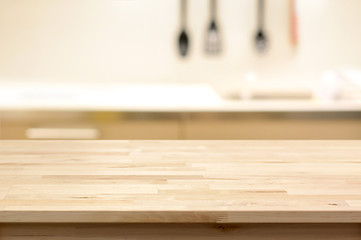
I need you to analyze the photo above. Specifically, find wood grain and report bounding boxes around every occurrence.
[0,140,360,223]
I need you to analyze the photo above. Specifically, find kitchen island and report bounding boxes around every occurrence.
[1,83,361,141]
[0,140,360,239]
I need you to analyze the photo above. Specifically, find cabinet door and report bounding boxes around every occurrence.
[184,119,361,140]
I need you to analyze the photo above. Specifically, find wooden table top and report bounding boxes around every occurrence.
[0,140,360,223]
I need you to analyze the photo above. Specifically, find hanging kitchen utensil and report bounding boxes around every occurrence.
[178,0,190,57]
[254,0,268,53]
[290,0,298,47]
[205,0,221,54]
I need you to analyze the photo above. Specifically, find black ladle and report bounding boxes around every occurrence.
[178,0,189,57]
[254,0,268,53]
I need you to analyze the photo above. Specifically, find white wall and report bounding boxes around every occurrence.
[0,0,360,84]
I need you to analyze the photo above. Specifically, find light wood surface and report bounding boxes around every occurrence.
[0,140,360,223]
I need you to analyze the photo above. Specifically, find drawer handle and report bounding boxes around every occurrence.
[26,128,100,139]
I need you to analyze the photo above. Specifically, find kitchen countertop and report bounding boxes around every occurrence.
[0,140,360,223]
[1,83,361,112]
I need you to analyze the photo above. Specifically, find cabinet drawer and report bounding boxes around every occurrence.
[100,121,179,140]
[0,112,180,140]
[0,123,100,140]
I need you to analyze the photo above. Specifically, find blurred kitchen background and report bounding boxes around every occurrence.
[0,0,360,140]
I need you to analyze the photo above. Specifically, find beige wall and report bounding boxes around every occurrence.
[0,0,360,84]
